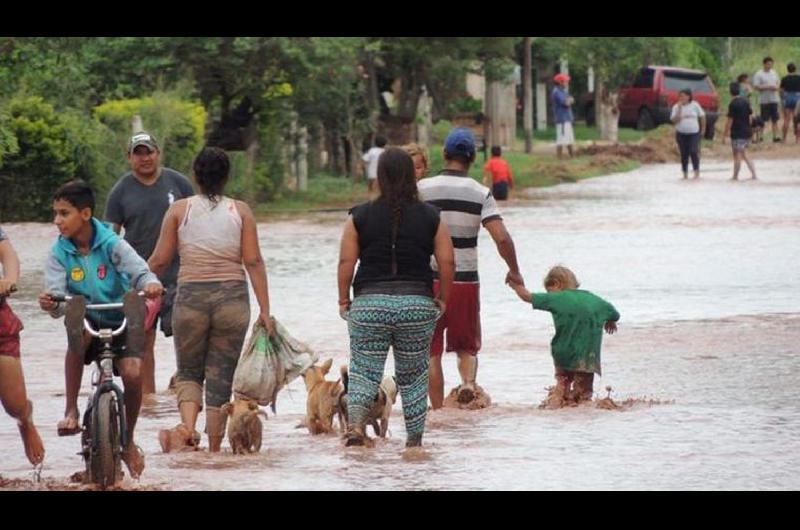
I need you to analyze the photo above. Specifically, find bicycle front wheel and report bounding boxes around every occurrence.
[91,392,122,488]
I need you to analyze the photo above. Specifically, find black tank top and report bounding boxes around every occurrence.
[350,200,441,297]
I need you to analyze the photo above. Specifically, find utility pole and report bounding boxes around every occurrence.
[523,37,533,153]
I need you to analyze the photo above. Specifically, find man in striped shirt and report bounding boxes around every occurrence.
[418,128,524,409]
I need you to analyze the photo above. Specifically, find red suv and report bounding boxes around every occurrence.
[618,66,720,139]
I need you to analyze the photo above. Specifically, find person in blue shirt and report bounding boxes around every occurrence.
[552,73,576,159]
[38,180,162,479]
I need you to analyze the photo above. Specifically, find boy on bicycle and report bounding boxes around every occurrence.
[38,181,162,479]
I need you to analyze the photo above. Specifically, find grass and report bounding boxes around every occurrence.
[530,123,647,143]
[258,127,643,216]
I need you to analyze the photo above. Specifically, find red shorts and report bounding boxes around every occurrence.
[430,280,481,357]
[0,301,23,359]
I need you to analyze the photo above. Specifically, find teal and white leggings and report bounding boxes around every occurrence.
[346,294,440,443]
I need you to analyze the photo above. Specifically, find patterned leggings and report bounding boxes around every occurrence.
[347,294,439,443]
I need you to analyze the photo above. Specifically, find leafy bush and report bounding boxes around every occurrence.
[0,96,96,221]
[93,91,207,177]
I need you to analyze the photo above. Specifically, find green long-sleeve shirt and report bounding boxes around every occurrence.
[532,289,620,375]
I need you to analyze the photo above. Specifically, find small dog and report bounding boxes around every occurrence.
[751,116,765,143]
[339,365,398,438]
[301,359,345,435]
[221,397,266,454]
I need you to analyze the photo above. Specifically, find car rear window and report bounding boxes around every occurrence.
[663,72,714,93]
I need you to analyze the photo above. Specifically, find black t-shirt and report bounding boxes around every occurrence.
[727,97,753,140]
[350,200,440,295]
[780,74,800,92]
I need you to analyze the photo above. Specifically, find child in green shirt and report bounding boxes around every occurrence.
[508,266,620,408]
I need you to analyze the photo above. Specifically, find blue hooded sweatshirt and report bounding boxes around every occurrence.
[44,217,161,328]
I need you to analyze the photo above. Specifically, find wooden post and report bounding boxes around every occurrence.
[132,115,143,133]
[523,37,533,153]
[297,125,308,192]
[416,84,433,148]
[536,81,547,131]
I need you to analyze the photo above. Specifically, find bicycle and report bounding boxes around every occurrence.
[50,291,144,488]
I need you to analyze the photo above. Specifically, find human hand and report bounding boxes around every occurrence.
[39,292,58,311]
[338,298,351,321]
[259,312,276,337]
[0,279,15,297]
[143,282,164,299]
[434,298,446,317]
[505,270,525,287]
[604,321,618,334]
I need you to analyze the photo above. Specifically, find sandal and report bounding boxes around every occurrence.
[456,383,475,404]
[57,411,81,436]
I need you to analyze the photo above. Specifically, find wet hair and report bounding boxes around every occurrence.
[375,148,419,275]
[737,73,749,83]
[543,265,580,290]
[763,57,773,64]
[374,135,388,148]
[491,145,502,157]
[53,180,95,214]
[403,142,429,170]
[679,88,693,101]
[193,146,230,203]
[729,82,741,96]
[789,63,797,73]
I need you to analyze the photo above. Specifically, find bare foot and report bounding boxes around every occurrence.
[17,401,45,465]
[121,444,145,479]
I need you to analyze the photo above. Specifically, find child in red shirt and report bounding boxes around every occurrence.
[483,146,513,200]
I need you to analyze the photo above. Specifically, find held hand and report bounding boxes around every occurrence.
[38,292,57,311]
[0,279,15,297]
[604,321,618,334]
[259,312,276,337]
[505,270,525,287]
[143,282,164,299]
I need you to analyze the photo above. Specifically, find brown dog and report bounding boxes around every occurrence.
[221,397,266,454]
[339,365,398,438]
[301,358,344,435]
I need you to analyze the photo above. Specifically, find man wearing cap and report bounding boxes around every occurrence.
[552,73,576,158]
[418,127,524,409]
[105,132,194,396]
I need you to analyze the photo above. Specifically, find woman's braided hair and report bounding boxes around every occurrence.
[376,147,419,275]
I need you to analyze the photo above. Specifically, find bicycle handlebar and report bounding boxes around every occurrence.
[49,292,143,311]
[48,292,144,337]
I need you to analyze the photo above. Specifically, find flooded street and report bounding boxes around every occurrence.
[2,158,799,490]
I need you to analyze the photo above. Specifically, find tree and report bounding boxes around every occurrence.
[563,37,677,142]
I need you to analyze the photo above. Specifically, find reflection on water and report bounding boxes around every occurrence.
[1,159,799,489]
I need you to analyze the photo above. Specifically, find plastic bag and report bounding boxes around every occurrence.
[232,318,318,412]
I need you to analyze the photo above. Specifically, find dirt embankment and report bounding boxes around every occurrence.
[577,125,800,165]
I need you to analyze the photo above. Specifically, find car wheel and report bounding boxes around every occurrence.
[636,108,655,131]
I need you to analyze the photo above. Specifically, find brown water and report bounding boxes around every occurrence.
[2,158,799,490]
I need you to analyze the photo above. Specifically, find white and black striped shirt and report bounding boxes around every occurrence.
[418,170,501,282]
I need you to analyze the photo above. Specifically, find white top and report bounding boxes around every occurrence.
[361,147,384,179]
[753,69,780,104]
[178,196,246,283]
[671,101,705,134]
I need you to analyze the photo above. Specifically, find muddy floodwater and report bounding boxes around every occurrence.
[2,158,799,490]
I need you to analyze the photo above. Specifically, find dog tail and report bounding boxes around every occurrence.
[340,364,349,393]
